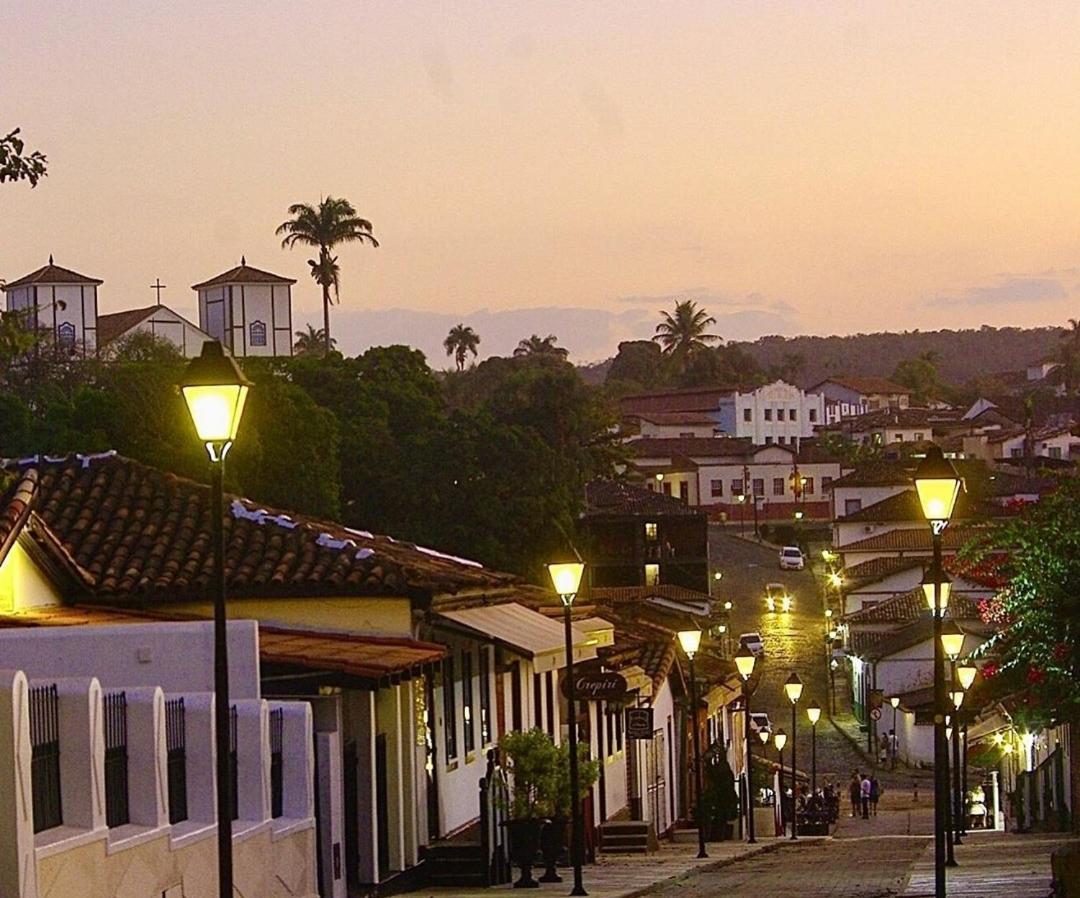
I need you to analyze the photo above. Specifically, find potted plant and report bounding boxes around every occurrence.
[500,729,556,888]
[699,750,740,841]
[538,741,600,882]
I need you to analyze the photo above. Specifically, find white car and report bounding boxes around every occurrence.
[779,546,805,571]
[740,632,765,656]
[765,582,792,613]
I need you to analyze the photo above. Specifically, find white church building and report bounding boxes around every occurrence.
[3,257,296,359]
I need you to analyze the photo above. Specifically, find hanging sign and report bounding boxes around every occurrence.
[562,671,628,703]
[626,707,655,740]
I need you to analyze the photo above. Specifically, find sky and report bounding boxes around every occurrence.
[4,1,1080,365]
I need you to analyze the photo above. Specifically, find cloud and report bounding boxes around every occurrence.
[322,303,803,366]
[929,272,1076,308]
[615,287,797,316]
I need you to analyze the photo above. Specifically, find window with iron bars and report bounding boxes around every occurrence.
[166,698,188,825]
[30,684,62,833]
[104,692,130,828]
[270,708,284,819]
[229,706,239,821]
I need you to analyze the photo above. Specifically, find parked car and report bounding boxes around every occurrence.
[764,582,792,613]
[779,546,805,570]
[740,632,765,656]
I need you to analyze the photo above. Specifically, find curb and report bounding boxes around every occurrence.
[616,840,788,898]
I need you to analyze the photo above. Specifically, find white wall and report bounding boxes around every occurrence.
[831,484,909,523]
[875,632,986,697]
[0,540,62,611]
[6,283,98,354]
[722,381,824,445]
[120,306,215,358]
[198,284,292,357]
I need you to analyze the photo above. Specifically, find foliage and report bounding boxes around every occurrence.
[514,334,568,359]
[293,324,336,356]
[444,324,480,371]
[699,748,740,828]
[1049,318,1080,395]
[892,353,947,404]
[1,128,47,187]
[816,430,882,466]
[541,741,600,818]
[500,729,558,819]
[965,477,1080,728]
[653,300,719,363]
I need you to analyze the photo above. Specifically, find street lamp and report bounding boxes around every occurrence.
[806,702,821,795]
[773,729,787,834]
[956,663,977,691]
[547,561,588,896]
[677,628,708,859]
[915,445,963,894]
[783,673,803,839]
[735,647,758,844]
[921,568,953,614]
[180,340,251,898]
[889,696,901,768]
[941,622,965,661]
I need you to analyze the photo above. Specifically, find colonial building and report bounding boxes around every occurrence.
[193,258,295,357]
[1,257,101,355]
[807,376,912,425]
[97,304,216,357]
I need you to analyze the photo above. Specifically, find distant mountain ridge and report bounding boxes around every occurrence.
[577,325,1065,387]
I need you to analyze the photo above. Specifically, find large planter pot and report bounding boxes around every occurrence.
[504,818,546,889]
[539,817,568,882]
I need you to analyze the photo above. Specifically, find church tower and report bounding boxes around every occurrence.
[1,257,102,355]
[192,257,295,357]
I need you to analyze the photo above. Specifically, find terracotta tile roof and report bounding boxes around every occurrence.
[628,436,772,461]
[839,408,936,432]
[841,526,975,554]
[619,387,734,415]
[192,262,296,290]
[583,479,699,517]
[844,588,983,625]
[838,489,978,524]
[842,556,925,588]
[2,260,103,290]
[587,584,712,608]
[851,616,992,662]
[828,463,912,488]
[625,411,718,426]
[96,306,158,346]
[3,453,517,602]
[598,634,678,698]
[0,605,445,682]
[0,469,38,563]
[810,376,912,396]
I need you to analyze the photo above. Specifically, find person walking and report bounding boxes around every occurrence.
[869,775,882,816]
[878,733,889,766]
[848,772,861,818]
[860,772,871,819]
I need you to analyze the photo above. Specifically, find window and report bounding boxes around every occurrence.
[545,673,555,738]
[534,673,543,731]
[678,481,688,501]
[644,522,658,541]
[776,408,785,421]
[30,684,62,833]
[57,321,76,351]
[1049,446,1063,459]
[662,481,672,496]
[743,408,752,422]
[822,476,833,492]
[777,436,785,445]
[104,692,130,828]
[773,478,785,496]
[764,408,773,421]
[914,432,924,442]
[479,647,492,745]
[644,563,660,586]
[752,478,764,497]
[764,436,773,445]
[804,477,814,495]
[732,478,743,495]
[809,409,818,423]
[710,479,723,497]
[679,431,695,438]
[844,498,862,515]
[166,698,188,824]
[790,408,797,421]
[894,434,903,442]
[1010,447,1023,458]
[270,708,284,819]
[249,320,267,347]
[443,656,458,761]
[462,650,475,754]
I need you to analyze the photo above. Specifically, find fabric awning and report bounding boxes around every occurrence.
[435,602,595,673]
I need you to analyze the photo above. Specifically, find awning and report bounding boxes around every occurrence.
[435,602,595,673]
[259,628,446,684]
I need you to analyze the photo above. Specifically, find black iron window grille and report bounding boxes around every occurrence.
[229,705,239,821]
[165,698,188,825]
[104,692,130,828]
[270,708,284,819]
[30,684,62,833]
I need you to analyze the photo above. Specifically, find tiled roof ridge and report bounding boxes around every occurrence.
[1,261,104,290]
[0,468,39,564]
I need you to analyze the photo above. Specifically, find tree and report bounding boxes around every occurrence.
[1,128,47,187]
[653,299,719,362]
[605,340,668,391]
[1050,318,1080,395]
[892,355,945,404]
[277,196,378,354]
[514,334,568,359]
[966,477,1080,832]
[294,324,336,356]
[443,324,480,371]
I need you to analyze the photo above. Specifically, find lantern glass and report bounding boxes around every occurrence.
[889,696,900,709]
[547,562,585,605]
[735,649,756,680]
[921,569,952,613]
[807,703,821,725]
[957,663,977,690]
[773,730,787,752]
[677,629,702,658]
[784,673,803,704]
[913,447,962,523]
[940,621,965,659]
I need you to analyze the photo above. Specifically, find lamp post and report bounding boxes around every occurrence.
[889,696,900,769]
[914,446,962,898]
[735,648,758,843]
[773,729,787,835]
[678,628,707,859]
[783,673,803,839]
[941,621,964,857]
[179,341,251,898]
[807,702,821,795]
[957,662,977,836]
[548,561,588,897]
[829,658,838,717]
[737,493,746,537]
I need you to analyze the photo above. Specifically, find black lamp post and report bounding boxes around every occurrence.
[179,341,251,898]
[773,729,787,834]
[957,662,978,837]
[914,446,963,898]
[678,628,707,859]
[806,702,821,796]
[889,696,900,768]
[783,673,803,839]
[735,648,758,843]
[548,562,588,897]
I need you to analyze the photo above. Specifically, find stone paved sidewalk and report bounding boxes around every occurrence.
[403,836,786,898]
[902,830,1075,897]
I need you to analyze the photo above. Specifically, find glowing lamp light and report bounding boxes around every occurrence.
[677,628,703,659]
[773,730,787,752]
[806,703,821,726]
[951,690,965,710]
[821,549,836,564]
[735,648,757,681]
[724,600,733,612]
[1003,742,1014,755]
[940,621,965,659]
[828,572,843,589]
[957,663,978,691]
[921,568,952,613]
[913,446,962,524]
[889,696,900,710]
[784,672,804,704]
[655,473,665,483]
[180,341,251,447]
[714,571,723,581]
[794,510,804,521]
[547,562,585,606]
[758,729,770,745]
[825,609,833,619]
[945,725,953,741]
[716,623,728,635]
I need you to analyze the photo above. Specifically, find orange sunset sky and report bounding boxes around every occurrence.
[4,1,1080,363]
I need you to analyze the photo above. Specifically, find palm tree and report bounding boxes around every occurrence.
[294,323,336,356]
[444,324,480,371]
[1051,318,1080,394]
[653,300,719,359]
[513,334,569,358]
[277,196,379,354]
